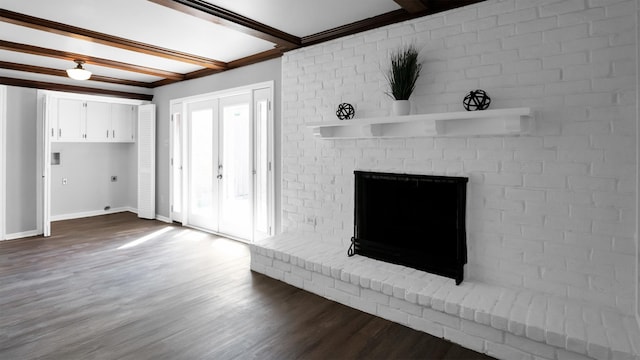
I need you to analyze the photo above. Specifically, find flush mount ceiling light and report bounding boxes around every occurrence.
[66,60,92,81]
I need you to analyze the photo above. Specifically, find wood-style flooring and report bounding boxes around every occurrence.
[0,212,496,360]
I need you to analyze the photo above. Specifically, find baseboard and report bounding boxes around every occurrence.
[155,215,171,223]
[51,207,134,222]
[4,229,41,241]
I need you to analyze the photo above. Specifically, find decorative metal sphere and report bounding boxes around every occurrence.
[336,103,355,120]
[463,89,491,111]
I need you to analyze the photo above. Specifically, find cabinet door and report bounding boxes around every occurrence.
[111,104,135,142]
[85,101,111,141]
[56,99,85,141]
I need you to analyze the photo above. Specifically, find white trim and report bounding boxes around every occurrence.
[168,102,184,224]
[40,90,149,106]
[50,207,134,222]
[4,230,40,241]
[0,85,6,241]
[169,81,274,106]
[268,85,275,237]
[36,90,45,235]
[42,93,51,236]
[155,215,171,223]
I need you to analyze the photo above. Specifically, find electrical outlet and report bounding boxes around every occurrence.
[305,216,316,226]
[62,178,67,185]
[111,176,117,182]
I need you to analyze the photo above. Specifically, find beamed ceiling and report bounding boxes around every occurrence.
[0,0,485,101]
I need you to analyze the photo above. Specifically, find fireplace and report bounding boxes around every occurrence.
[349,171,468,284]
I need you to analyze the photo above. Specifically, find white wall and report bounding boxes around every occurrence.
[50,142,136,217]
[6,86,37,235]
[152,58,282,232]
[281,0,637,315]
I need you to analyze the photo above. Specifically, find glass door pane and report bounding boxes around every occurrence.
[218,94,252,240]
[187,100,219,231]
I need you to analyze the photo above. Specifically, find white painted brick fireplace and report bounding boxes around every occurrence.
[250,0,640,359]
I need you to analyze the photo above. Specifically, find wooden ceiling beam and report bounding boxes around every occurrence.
[227,47,284,70]
[0,61,154,88]
[302,0,487,46]
[147,0,300,50]
[394,0,429,14]
[0,0,488,92]
[0,76,153,101]
[152,49,282,87]
[150,48,284,88]
[0,40,184,80]
[302,9,413,46]
[0,9,227,70]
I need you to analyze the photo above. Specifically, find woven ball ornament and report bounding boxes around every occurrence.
[463,90,491,111]
[336,103,355,120]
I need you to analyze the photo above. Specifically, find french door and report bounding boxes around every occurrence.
[178,84,273,242]
[187,99,219,231]
[218,94,252,240]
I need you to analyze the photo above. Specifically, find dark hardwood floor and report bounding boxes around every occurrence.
[0,213,495,360]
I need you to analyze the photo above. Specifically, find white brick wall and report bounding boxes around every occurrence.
[281,0,637,315]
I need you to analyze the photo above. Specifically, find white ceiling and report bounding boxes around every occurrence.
[0,0,474,98]
[202,0,401,37]
[2,0,276,61]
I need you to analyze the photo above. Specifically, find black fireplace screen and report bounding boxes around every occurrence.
[349,171,468,285]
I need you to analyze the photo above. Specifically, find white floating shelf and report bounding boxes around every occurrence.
[307,108,533,139]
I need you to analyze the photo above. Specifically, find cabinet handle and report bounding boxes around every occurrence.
[59,129,61,137]
[51,128,54,137]
[106,130,109,138]
[113,130,115,138]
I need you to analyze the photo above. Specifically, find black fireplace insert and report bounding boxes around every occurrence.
[349,171,468,284]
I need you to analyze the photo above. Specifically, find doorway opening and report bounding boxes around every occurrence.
[170,82,274,243]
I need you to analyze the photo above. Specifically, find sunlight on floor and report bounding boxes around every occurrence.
[117,227,173,250]
[210,237,247,257]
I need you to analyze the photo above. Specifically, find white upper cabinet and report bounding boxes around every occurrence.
[85,101,111,141]
[51,98,137,143]
[55,98,85,141]
[111,103,136,142]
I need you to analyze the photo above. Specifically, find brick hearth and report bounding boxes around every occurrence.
[250,233,639,360]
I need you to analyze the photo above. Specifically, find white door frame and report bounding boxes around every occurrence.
[169,81,275,240]
[169,102,185,223]
[40,91,51,236]
[0,85,6,240]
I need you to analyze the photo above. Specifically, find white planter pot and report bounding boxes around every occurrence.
[392,100,411,116]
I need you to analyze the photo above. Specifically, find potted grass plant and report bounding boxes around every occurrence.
[385,45,422,116]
